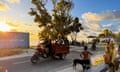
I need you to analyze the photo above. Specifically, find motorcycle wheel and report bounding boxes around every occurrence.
[59,54,67,60]
[31,55,39,64]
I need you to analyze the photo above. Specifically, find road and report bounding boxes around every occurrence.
[0,44,105,72]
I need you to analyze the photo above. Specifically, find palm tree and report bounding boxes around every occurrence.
[72,17,83,41]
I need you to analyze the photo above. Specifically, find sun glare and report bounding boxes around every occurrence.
[0,22,12,32]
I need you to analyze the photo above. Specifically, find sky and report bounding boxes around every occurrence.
[0,0,120,43]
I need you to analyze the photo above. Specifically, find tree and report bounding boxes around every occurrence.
[103,29,109,37]
[98,33,105,38]
[69,17,83,41]
[29,0,83,40]
[116,32,120,40]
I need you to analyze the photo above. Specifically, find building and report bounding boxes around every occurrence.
[0,32,29,48]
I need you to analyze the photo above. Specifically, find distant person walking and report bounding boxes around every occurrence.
[81,40,85,47]
[91,40,96,51]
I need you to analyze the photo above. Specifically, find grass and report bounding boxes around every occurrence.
[0,48,27,57]
[30,45,36,48]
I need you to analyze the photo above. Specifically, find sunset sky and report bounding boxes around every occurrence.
[0,0,120,43]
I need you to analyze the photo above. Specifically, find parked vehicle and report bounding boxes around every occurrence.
[31,41,70,64]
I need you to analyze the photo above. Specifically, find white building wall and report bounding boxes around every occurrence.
[0,32,29,48]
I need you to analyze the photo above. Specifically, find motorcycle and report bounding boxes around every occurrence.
[31,42,70,64]
[31,44,49,64]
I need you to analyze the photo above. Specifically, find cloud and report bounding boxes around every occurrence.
[101,10,120,21]
[81,12,103,22]
[6,21,40,45]
[81,10,120,34]
[7,0,20,3]
[102,23,112,28]
[80,19,102,31]
[0,1,10,11]
[82,10,120,22]
[87,23,101,31]
[76,29,99,41]
[81,12,102,31]
[7,21,40,32]
[102,23,120,33]
[76,10,120,41]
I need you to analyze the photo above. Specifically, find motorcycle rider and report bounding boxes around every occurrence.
[44,38,52,56]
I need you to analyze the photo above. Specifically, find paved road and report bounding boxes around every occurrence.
[0,44,112,72]
[0,51,78,72]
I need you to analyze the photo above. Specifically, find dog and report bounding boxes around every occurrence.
[73,59,84,72]
[73,63,83,72]
[73,59,91,72]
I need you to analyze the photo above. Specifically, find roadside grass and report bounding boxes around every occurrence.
[30,45,36,48]
[0,48,27,57]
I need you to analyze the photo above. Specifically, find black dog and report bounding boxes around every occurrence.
[73,59,83,69]
[73,59,91,71]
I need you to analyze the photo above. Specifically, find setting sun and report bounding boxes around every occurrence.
[0,22,13,32]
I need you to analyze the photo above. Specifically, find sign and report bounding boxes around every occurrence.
[91,54,104,66]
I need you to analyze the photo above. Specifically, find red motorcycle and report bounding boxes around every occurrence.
[31,42,69,64]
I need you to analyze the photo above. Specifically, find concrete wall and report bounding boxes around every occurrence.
[0,32,29,48]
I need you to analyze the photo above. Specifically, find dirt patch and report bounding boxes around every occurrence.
[0,48,26,57]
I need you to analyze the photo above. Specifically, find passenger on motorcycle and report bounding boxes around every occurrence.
[56,33,64,45]
[56,33,69,46]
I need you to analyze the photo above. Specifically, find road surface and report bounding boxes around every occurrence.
[0,44,110,72]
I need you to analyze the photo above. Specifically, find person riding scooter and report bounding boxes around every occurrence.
[44,38,52,56]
